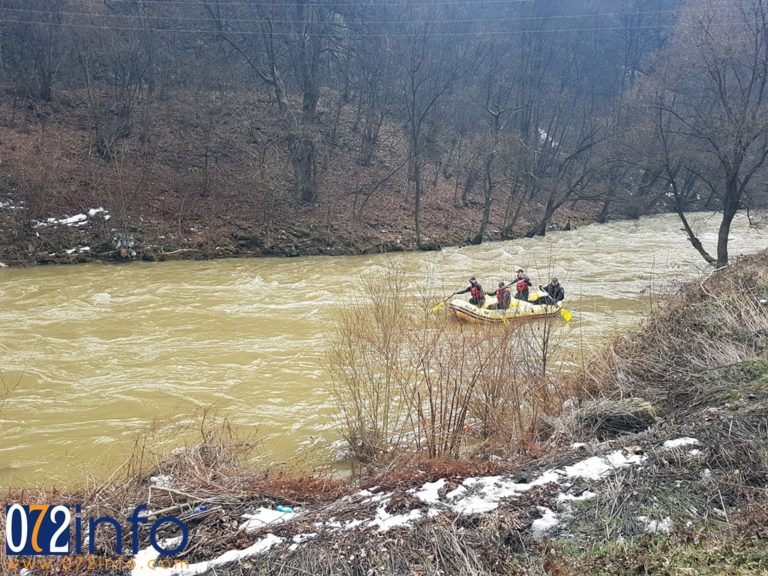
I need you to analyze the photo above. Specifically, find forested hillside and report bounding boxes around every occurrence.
[0,0,766,264]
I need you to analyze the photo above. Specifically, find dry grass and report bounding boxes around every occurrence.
[574,252,768,414]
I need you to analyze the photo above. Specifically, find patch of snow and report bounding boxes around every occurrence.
[571,443,587,450]
[288,532,317,551]
[689,449,702,456]
[663,437,700,449]
[563,451,646,481]
[444,485,467,500]
[438,450,641,516]
[368,505,422,532]
[33,208,110,228]
[318,518,365,531]
[53,214,87,225]
[452,494,502,515]
[531,507,559,540]
[412,478,446,504]
[133,534,284,576]
[637,516,673,534]
[239,507,297,533]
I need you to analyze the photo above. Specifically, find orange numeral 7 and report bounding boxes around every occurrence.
[28,505,50,553]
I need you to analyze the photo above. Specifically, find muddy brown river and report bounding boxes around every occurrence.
[1,212,766,487]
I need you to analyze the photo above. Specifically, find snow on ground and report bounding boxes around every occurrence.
[368,507,423,532]
[239,507,298,533]
[663,437,700,449]
[0,198,23,210]
[132,534,283,576]
[65,246,91,255]
[532,507,559,540]
[33,207,110,228]
[413,478,446,504]
[563,451,645,480]
[129,446,669,576]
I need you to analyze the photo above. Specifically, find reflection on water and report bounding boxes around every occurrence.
[0,212,765,487]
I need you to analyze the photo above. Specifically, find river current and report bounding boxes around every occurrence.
[1,212,766,487]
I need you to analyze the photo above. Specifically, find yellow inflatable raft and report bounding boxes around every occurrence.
[447,290,566,325]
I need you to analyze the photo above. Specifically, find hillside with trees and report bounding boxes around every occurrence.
[0,0,766,264]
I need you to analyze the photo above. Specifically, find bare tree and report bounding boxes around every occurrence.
[397,22,462,248]
[636,0,768,266]
[204,0,336,203]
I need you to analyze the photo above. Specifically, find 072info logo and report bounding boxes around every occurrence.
[4,504,188,556]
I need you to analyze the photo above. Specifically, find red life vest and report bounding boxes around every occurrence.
[470,284,483,300]
[516,280,528,293]
[497,286,510,303]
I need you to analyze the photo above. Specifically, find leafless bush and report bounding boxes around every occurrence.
[328,266,576,463]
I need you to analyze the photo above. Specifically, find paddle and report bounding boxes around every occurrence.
[431,292,457,313]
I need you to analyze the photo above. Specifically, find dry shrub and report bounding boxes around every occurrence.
[327,267,415,461]
[472,315,576,453]
[328,265,577,464]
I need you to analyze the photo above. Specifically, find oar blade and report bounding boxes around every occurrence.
[559,307,573,322]
[432,301,446,314]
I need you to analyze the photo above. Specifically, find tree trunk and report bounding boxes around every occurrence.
[716,176,740,267]
[414,166,422,247]
[675,205,716,266]
[597,197,611,223]
[472,155,494,244]
[461,165,479,206]
[289,133,317,203]
[530,195,556,237]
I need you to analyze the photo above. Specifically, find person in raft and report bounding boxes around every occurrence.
[455,276,485,306]
[514,268,532,289]
[487,281,511,310]
[535,277,565,305]
[514,279,530,302]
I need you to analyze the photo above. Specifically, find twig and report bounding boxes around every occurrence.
[700,265,727,298]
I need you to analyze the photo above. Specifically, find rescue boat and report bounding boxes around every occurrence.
[447,290,567,325]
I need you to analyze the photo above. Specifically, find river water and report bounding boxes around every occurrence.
[1,212,766,487]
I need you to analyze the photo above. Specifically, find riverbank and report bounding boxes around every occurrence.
[4,252,767,575]
[0,88,594,267]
